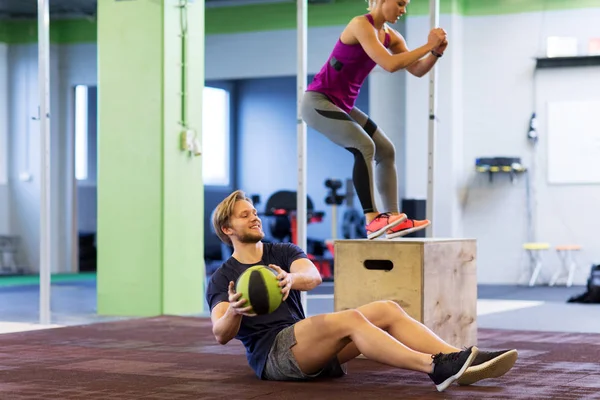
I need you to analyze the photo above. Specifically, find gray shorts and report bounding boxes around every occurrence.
[262,324,347,381]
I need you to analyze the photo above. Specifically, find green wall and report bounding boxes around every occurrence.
[463,0,600,16]
[203,0,600,33]
[97,0,164,316]
[0,19,96,44]
[0,0,598,43]
[97,0,205,317]
[161,1,206,315]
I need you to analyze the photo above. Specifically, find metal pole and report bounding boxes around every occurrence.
[297,0,308,313]
[426,0,439,237]
[38,0,51,325]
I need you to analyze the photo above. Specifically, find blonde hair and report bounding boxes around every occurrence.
[366,0,377,11]
[212,189,253,246]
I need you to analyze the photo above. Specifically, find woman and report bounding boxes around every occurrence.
[301,0,447,239]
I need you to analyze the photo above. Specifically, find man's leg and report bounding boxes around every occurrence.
[291,309,435,375]
[336,300,459,364]
[334,300,518,386]
[290,308,478,391]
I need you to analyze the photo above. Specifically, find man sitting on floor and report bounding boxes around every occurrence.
[206,190,518,392]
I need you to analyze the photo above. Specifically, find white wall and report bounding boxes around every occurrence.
[533,67,600,281]
[6,43,95,273]
[0,43,8,234]
[449,13,465,239]
[205,26,345,80]
[8,44,39,270]
[8,44,60,271]
[462,9,600,284]
[398,9,600,284]
[404,14,465,238]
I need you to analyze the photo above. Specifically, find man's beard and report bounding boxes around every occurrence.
[237,230,264,244]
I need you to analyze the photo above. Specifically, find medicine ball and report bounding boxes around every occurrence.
[235,265,283,315]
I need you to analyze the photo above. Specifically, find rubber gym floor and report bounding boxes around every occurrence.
[1,275,600,399]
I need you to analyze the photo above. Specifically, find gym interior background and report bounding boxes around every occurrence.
[0,1,600,397]
[0,0,599,346]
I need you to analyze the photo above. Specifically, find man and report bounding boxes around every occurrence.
[206,190,517,392]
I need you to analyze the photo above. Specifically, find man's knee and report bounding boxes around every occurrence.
[331,309,369,335]
[293,310,367,353]
[372,300,409,317]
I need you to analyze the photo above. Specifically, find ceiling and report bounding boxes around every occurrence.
[0,0,316,20]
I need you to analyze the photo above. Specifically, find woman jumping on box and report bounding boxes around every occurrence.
[301,0,446,239]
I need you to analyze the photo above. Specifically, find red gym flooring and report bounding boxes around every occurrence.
[0,316,599,399]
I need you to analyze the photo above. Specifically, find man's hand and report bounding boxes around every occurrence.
[227,281,256,317]
[269,264,292,301]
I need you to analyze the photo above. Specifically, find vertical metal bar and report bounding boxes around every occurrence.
[426,0,439,237]
[38,0,51,324]
[297,0,308,314]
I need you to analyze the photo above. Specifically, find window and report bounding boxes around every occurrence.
[202,86,230,186]
[74,85,88,181]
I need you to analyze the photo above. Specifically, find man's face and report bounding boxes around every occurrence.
[224,200,265,244]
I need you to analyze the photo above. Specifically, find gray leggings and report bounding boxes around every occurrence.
[301,91,398,214]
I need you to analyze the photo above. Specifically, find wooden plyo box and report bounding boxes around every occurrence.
[334,238,477,348]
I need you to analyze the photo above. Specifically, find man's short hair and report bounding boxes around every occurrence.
[212,190,253,246]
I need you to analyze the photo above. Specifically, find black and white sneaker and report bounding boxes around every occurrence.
[457,349,518,386]
[428,346,479,392]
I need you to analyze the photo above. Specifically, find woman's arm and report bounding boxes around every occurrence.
[387,27,447,77]
[349,17,445,73]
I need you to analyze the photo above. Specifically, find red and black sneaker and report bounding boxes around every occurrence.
[386,218,430,239]
[365,212,406,240]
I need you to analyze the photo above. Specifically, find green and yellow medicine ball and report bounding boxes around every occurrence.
[235,265,283,315]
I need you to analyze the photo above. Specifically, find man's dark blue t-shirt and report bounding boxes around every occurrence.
[205,242,307,379]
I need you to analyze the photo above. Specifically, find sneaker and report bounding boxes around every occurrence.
[365,213,406,239]
[428,346,479,392]
[386,218,430,239]
[456,349,518,386]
